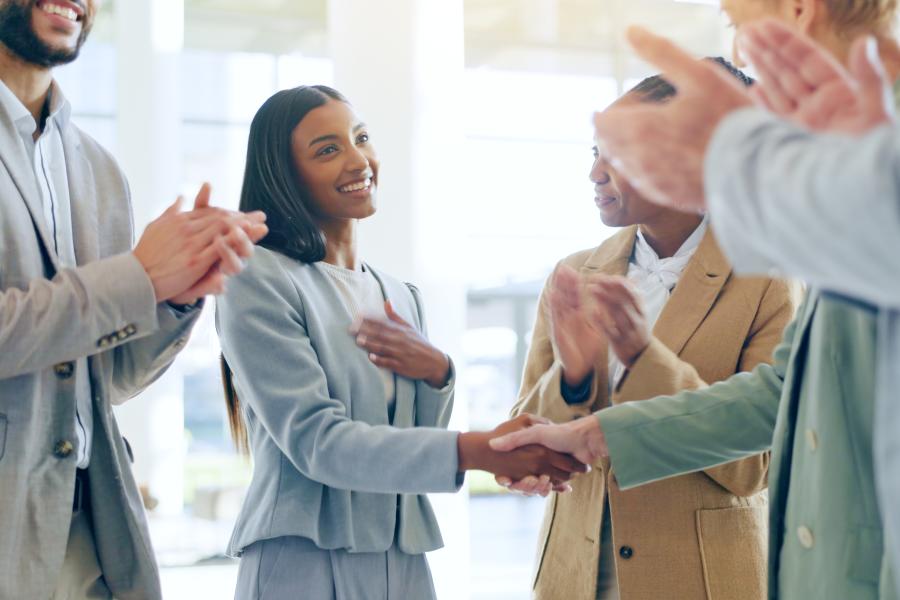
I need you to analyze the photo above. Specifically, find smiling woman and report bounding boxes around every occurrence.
[215,84,588,600]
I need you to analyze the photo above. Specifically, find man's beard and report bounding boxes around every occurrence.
[0,1,91,68]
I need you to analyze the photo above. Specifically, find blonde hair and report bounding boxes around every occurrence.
[800,0,898,34]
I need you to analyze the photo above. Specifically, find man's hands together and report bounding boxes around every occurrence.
[132,183,268,306]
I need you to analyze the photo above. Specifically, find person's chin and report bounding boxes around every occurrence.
[599,211,626,228]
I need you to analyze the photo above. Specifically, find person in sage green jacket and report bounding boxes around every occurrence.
[492,2,900,599]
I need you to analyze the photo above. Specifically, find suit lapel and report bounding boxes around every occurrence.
[0,99,60,272]
[364,264,415,427]
[61,126,100,264]
[652,231,730,356]
[580,226,636,409]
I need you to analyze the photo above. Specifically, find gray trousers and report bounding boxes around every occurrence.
[51,509,113,600]
[235,536,436,600]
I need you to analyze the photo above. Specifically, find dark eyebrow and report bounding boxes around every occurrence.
[308,124,367,148]
[309,134,338,148]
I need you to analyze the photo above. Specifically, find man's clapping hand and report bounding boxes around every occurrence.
[132,183,268,306]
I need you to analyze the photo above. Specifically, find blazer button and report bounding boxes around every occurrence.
[806,429,819,452]
[797,526,815,549]
[53,361,75,379]
[619,545,634,559]
[124,324,137,335]
[97,337,110,349]
[53,440,74,459]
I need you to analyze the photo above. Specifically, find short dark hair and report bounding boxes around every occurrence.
[238,84,348,264]
[628,56,753,104]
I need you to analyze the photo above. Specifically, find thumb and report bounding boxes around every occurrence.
[626,26,727,96]
[849,36,894,119]
[490,427,540,452]
[193,182,212,210]
[384,300,409,325]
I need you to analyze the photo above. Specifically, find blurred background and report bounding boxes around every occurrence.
[56,1,733,597]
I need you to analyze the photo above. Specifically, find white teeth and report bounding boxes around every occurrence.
[41,3,78,21]
[338,179,372,193]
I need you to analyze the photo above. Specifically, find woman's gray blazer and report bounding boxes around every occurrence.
[216,247,461,557]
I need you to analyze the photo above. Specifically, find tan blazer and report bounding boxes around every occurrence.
[511,226,800,600]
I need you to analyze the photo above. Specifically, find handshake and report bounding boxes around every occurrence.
[458,413,609,497]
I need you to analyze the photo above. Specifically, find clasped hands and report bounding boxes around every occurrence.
[132,182,268,306]
[491,265,649,497]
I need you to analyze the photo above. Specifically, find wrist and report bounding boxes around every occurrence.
[132,251,162,302]
[574,415,607,461]
[562,364,591,388]
[457,431,488,472]
[425,350,451,388]
[622,340,650,369]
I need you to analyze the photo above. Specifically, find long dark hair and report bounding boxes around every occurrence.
[222,84,350,454]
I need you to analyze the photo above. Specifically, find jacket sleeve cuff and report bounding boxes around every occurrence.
[560,373,594,404]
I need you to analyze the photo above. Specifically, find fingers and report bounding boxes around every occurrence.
[626,26,743,98]
[193,182,212,210]
[587,275,642,313]
[849,36,894,123]
[740,35,801,115]
[753,19,845,87]
[179,265,227,299]
[242,222,270,245]
[163,195,184,217]
[503,475,547,496]
[354,320,405,358]
[490,425,547,452]
[549,450,590,475]
[625,26,709,91]
[367,353,404,372]
[215,235,244,277]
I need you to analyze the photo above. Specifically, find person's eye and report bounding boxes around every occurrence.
[316,144,339,157]
[357,132,369,144]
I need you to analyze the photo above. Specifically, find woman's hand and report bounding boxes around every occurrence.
[548,265,607,387]
[586,275,650,368]
[352,300,451,388]
[458,415,590,492]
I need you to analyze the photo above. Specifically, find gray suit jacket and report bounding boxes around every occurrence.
[0,95,200,598]
[216,247,460,558]
[704,105,900,595]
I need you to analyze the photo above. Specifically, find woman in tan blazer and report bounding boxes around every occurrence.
[509,60,801,600]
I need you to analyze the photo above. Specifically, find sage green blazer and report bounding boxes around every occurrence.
[600,290,895,599]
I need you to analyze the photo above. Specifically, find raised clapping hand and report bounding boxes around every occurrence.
[592,27,754,213]
[585,274,650,369]
[352,300,451,388]
[740,19,895,135]
[547,264,607,388]
[132,183,268,306]
[458,414,590,487]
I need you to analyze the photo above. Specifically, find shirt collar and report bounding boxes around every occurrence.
[0,78,70,139]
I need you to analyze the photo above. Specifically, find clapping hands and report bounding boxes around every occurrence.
[133,182,268,306]
[740,19,895,135]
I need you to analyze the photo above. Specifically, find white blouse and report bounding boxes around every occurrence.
[608,216,709,391]
[317,262,396,404]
